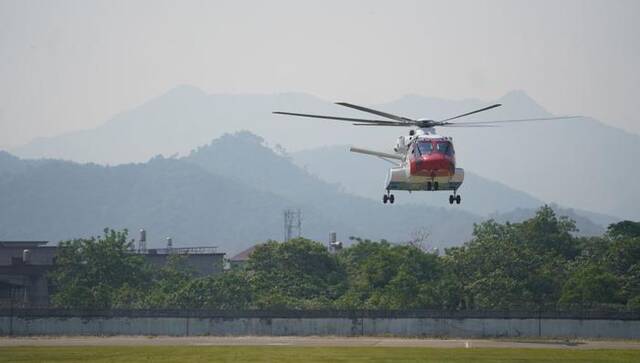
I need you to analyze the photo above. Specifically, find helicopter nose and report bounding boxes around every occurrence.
[425,155,451,170]
[412,154,454,177]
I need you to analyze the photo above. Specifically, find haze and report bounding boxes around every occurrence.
[1,0,639,149]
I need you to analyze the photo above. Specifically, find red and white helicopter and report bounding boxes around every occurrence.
[274,103,575,205]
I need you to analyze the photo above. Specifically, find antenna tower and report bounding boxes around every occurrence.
[284,209,302,241]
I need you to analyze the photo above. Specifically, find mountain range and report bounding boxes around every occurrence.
[0,129,618,255]
[11,86,639,220]
[0,134,473,254]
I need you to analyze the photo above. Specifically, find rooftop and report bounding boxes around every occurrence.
[230,244,261,261]
[138,247,222,255]
[0,241,48,248]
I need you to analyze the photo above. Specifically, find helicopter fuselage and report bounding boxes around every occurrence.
[385,130,464,194]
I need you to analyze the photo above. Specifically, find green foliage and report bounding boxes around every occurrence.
[336,238,442,309]
[247,238,346,309]
[559,264,623,305]
[516,205,579,259]
[49,209,640,311]
[607,220,640,238]
[607,238,640,303]
[171,270,253,309]
[444,207,575,309]
[49,229,150,309]
[141,254,197,308]
[627,295,640,309]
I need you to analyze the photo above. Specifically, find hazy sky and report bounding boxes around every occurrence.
[1,0,638,149]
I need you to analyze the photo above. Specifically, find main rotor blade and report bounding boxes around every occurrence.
[438,104,502,122]
[335,102,415,123]
[272,111,403,125]
[352,123,415,127]
[440,124,498,128]
[447,115,581,125]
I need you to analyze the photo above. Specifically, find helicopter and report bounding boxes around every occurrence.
[274,102,576,205]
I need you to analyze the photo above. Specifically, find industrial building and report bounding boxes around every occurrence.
[0,241,56,307]
[0,240,225,307]
[143,246,224,276]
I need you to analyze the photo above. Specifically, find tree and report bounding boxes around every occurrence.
[563,230,640,308]
[444,207,575,310]
[49,229,151,309]
[337,238,442,309]
[559,264,623,305]
[605,234,640,306]
[517,205,579,259]
[607,221,640,239]
[247,238,346,309]
[46,212,638,312]
[172,270,253,309]
[142,254,196,308]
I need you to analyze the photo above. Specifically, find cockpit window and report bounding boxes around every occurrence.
[436,142,454,155]
[416,141,433,155]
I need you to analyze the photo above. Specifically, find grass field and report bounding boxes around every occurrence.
[1,346,640,363]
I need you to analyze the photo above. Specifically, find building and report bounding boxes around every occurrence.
[228,244,260,269]
[0,241,225,307]
[0,241,56,307]
[142,247,224,276]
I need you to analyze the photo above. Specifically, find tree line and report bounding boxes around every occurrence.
[49,206,640,311]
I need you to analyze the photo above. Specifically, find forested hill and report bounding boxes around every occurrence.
[184,132,484,248]
[0,132,610,253]
[1,134,478,252]
[0,152,294,250]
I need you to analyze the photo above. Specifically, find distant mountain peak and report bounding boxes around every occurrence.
[189,131,268,158]
[215,131,265,146]
[139,84,210,110]
[497,90,550,117]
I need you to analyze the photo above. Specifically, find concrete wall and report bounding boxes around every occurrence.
[1,316,639,338]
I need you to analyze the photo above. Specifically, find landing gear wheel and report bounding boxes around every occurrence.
[427,182,432,191]
[434,182,439,191]
[389,194,395,204]
[383,194,389,204]
[456,195,461,204]
[449,195,454,204]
